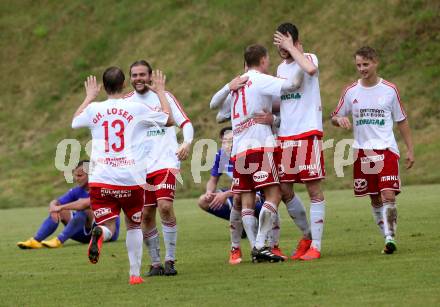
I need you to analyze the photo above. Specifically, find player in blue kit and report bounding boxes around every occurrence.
[17,160,120,249]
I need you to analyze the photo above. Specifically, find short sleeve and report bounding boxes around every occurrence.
[331,85,353,117]
[391,87,407,122]
[72,104,93,129]
[306,53,319,68]
[166,92,191,128]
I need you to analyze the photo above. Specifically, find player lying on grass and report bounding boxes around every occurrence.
[72,67,173,285]
[17,160,119,249]
[331,46,414,254]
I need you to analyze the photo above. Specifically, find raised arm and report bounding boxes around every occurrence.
[397,118,415,169]
[147,70,174,126]
[74,76,101,118]
[274,31,317,76]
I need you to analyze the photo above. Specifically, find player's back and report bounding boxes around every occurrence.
[72,98,168,188]
[230,69,283,157]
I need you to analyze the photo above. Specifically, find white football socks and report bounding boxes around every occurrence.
[382,202,397,240]
[126,228,143,277]
[255,202,277,250]
[230,208,243,248]
[310,200,325,251]
[241,209,257,248]
[143,227,161,266]
[268,212,280,248]
[100,225,113,242]
[371,206,385,236]
[286,195,310,238]
[162,220,177,262]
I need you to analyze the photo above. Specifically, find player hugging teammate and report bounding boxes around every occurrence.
[210,23,414,263]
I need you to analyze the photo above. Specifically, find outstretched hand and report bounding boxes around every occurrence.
[146,70,166,93]
[84,75,101,101]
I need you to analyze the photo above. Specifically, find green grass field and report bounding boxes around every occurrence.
[1,185,439,306]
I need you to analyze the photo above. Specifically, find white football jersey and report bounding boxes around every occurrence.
[277,53,323,140]
[72,98,169,188]
[332,79,407,155]
[124,90,190,174]
[231,69,284,157]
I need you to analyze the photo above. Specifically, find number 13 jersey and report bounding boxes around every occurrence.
[72,98,169,189]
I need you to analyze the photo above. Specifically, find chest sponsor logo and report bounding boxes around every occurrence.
[281,92,302,101]
[146,128,166,137]
[253,171,269,183]
[360,154,385,163]
[355,119,385,126]
[354,178,368,192]
[94,207,112,218]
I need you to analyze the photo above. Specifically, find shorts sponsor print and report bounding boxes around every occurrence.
[89,187,144,224]
[277,136,325,183]
[144,169,177,206]
[232,151,279,192]
[353,149,400,196]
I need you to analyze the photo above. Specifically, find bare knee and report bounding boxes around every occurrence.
[264,185,281,205]
[280,183,294,203]
[158,200,175,221]
[59,210,72,225]
[198,194,209,211]
[306,180,324,202]
[370,194,382,208]
[381,190,396,203]
[124,215,140,230]
[142,206,156,225]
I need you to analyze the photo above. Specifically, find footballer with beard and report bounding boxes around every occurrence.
[124,60,194,276]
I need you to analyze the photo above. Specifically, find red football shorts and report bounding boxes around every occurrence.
[353,149,401,197]
[144,169,177,206]
[278,135,325,183]
[232,151,279,193]
[89,187,144,225]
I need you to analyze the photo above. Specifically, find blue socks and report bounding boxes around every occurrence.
[34,216,59,242]
[58,211,87,243]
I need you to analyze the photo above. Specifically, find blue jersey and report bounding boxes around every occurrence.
[58,186,89,205]
[211,149,234,179]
